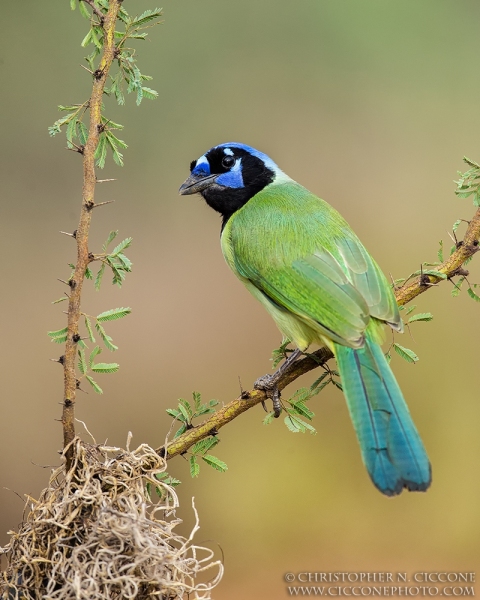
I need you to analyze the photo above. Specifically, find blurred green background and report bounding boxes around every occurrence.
[1,1,479,597]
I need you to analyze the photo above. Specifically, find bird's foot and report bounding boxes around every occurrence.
[254,374,282,418]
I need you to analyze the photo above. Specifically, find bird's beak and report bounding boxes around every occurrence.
[179,173,218,196]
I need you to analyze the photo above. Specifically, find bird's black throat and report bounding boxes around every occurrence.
[200,147,275,229]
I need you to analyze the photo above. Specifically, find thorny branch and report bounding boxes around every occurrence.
[157,206,480,461]
[62,0,121,470]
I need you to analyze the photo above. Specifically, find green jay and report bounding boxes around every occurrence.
[179,142,431,497]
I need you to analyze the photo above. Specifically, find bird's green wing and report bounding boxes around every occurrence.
[235,247,371,347]
[336,237,402,331]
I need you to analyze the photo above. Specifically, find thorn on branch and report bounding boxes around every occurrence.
[80,64,94,75]
[96,178,117,183]
[60,230,77,239]
[66,143,84,155]
[92,200,115,209]
[50,355,65,365]
[208,427,219,436]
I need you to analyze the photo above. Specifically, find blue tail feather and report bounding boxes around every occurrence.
[334,336,431,496]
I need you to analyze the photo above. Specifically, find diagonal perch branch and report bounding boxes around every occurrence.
[157,206,480,461]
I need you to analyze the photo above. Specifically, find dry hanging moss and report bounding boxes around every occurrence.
[0,435,223,599]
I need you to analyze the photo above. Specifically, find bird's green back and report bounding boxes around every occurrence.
[221,179,401,350]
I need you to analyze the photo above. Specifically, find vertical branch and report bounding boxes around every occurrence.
[62,0,121,470]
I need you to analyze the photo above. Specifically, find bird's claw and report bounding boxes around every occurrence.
[254,374,282,418]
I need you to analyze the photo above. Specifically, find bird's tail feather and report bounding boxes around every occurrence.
[334,336,431,496]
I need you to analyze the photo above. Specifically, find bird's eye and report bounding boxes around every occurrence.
[189,160,196,172]
[222,155,235,169]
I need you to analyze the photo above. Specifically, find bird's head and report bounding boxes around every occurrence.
[179,143,286,223]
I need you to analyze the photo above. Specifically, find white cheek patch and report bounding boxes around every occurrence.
[196,155,209,167]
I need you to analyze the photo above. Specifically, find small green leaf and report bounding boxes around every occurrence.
[166,408,183,420]
[191,437,219,455]
[452,219,462,234]
[271,338,292,368]
[404,304,416,316]
[141,86,158,100]
[95,133,107,168]
[408,312,433,323]
[70,0,76,9]
[467,287,480,302]
[85,266,93,280]
[289,400,315,420]
[96,307,132,322]
[437,240,444,263]
[451,276,465,297]
[48,113,75,136]
[177,399,192,421]
[78,0,91,19]
[173,424,187,439]
[393,343,419,363]
[310,371,330,392]
[110,237,133,257]
[77,121,88,146]
[89,346,102,369]
[81,29,93,48]
[103,230,118,251]
[66,116,78,149]
[385,352,392,364]
[78,348,87,375]
[86,375,103,394]
[192,391,202,411]
[190,456,200,478]
[85,316,96,343]
[202,454,228,472]
[130,8,163,29]
[90,26,104,49]
[284,413,316,434]
[95,323,118,351]
[95,263,106,291]
[52,296,68,304]
[155,473,181,487]
[263,411,275,425]
[48,327,68,339]
[91,362,120,373]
